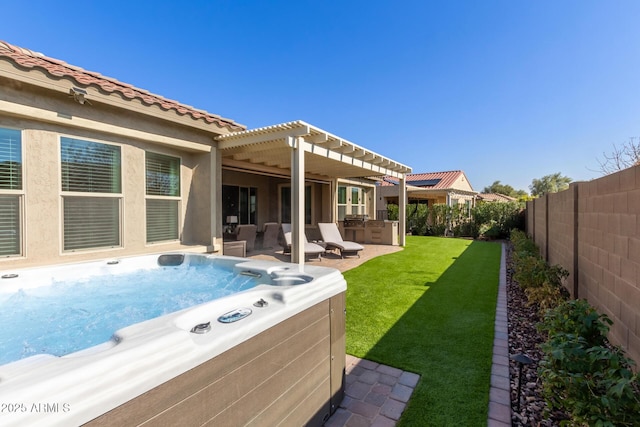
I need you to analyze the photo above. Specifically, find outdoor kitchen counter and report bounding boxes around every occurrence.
[339,220,399,245]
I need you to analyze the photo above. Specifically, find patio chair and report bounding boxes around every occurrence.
[318,222,364,258]
[235,224,257,252]
[281,224,325,261]
[262,222,280,249]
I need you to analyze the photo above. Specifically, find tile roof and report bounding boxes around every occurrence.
[0,41,245,132]
[380,170,470,190]
[477,193,517,202]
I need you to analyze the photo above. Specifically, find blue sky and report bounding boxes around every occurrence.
[4,1,640,192]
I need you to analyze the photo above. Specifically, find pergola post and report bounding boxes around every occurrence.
[331,178,338,222]
[290,136,305,267]
[399,175,407,246]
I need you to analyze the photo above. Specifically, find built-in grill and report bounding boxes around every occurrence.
[342,215,368,228]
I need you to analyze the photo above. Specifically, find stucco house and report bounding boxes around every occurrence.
[376,170,477,216]
[0,41,411,269]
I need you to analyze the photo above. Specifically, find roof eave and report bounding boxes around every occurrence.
[0,41,245,134]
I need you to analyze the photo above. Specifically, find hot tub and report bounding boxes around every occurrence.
[0,253,346,426]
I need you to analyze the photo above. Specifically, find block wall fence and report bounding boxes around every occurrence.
[525,165,640,365]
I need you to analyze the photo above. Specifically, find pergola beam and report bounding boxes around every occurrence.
[218,125,309,149]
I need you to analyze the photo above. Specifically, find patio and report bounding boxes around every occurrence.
[246,243,404,272]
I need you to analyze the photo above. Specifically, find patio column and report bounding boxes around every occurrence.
[289,136,305,267]
[399,175,407,246]
[331,178,338,222]
[211,148,223,253]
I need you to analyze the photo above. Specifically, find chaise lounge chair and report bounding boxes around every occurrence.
[281,224,325,261]
[318,222,364,258]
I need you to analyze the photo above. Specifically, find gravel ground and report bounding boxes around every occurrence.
[506,244,570,427]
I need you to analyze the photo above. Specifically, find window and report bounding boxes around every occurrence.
[279,185,311,224]
[337,186,347,221]
[0,196,21,256]
[0,127,22,256]
[337,185,367,220]
[61,137,121,251]
[0,128,22,190]
[239,187,257,225]
[223,185,257,226]
[146,152,180,243]
[351,187,363,215]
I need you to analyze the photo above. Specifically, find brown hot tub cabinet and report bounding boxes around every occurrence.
[86,293,346,427]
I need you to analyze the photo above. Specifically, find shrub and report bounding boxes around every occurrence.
[510,229,539,255]
[387,200,524,239]
[509,229,569,314]
[406,204,428,235]
[538,300,640,426]
[471,201,524,239]
[524,282,567,315]
[386,203,399,221]
[512,254,549,289]
[539,299,611,347]
[425,204,449,236]
[453,220,479,238]
[512,253,569,291]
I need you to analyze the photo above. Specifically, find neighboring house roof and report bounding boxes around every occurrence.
[477,193,517,202]
[380,170,476,192]
[0,40,244,132]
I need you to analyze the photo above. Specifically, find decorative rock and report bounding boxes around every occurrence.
[506,243,569,426]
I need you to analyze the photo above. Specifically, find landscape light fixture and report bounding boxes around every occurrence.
[510,353,533,412]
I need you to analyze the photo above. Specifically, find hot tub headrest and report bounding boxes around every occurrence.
[158,254,185,267]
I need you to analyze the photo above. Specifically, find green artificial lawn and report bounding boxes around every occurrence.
[344,236,502,426]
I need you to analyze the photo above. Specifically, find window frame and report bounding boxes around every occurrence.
[0,127,24,258]
[337,184,368,220]
[60,136,123,252]
[145,151,182,244]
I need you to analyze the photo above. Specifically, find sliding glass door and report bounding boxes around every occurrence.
[223,185,256,225]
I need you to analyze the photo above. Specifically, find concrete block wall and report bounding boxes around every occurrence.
[533,193,548,260]
[547,185,578,298]
[526,165,640,365]
[526,200,535,237]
